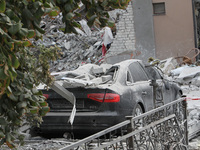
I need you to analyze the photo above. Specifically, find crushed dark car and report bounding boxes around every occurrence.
[37,59,182,137]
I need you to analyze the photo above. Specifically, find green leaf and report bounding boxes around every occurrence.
[101,0,108,7]
[16,70,24,79]
[0,0,6,13]
[8,23,22,35]
[49,10,59,17]
[8,111,16,120]
[22,0,28,5]
[0,117,8,125]
[71,21,81,28]
[32,88,38,94]
[19,94,24,101]
[33,1,42,9]
[6,9,14,18]
[6,42,14,51]
[16,101,27,109]
[107,21,115,28]
[23,40,32,47]
[6,9,20,22]
[6,85,12,94]
[0,13,11,24]
[11,54,20,68]
[0,68,7,80]
[39,101,47,107]
[33,21,45,34]
[44,2,51,8]
[66,12,75,20]
[40,106,50,116]
[35,7,45,19]
[8,71,14,82]
[87,15,97,27]
[19,108,26,117]
[0,130,5,138]
[27,30,36,38]
[29,107,39,114]
[64,4,73,12]
[22,8,34,21]
[9,94,18,102]
[0,27,4,35]
[19,28,28,37]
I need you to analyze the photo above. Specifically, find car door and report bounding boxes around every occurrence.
[128,62,154,111]
[144,66,172,107]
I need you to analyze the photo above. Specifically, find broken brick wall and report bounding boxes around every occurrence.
[105,1,137,64]
[106,0,156,64]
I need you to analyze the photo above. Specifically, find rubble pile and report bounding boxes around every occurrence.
[34,14,105,72]
[51,63,113,89]
[33,9,124,72]
[158,57,200,86]
[158,56,200,148]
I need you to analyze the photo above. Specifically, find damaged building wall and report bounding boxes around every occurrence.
[153,0,195,59]
[105,1,138,64]
[131,0,156,62]
[106,0,196,64]
[105,0,157,64]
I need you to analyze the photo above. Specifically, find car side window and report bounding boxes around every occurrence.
[145,66,162,80]
[129,62,148,82]
[126,70,133,84]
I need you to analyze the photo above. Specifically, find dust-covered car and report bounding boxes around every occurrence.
[37,59,182,137]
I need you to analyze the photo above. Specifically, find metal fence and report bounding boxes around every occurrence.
[60,97,188,150]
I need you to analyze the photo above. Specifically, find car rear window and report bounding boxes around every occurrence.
[129,62,148,82]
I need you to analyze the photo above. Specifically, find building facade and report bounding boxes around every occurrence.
[106,0,197,63]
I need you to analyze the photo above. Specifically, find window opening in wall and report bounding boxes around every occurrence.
[153,2,166,15]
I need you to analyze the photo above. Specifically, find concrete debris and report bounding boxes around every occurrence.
[51,63,113,88]
[159,57,179,75]
[79,20,92,36]
[175,66,200,85]
[170,65,190,76]
[191,76,200,86]
[158,57,200,86]
[34,14,110,72]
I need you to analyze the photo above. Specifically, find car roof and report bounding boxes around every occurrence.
[113,59,142,67]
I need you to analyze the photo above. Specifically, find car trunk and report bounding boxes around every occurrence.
[42,87,118,112]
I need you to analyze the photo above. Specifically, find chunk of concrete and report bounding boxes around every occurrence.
[159,57,179,75]
[176,66,200,84]
[91,67,104,75]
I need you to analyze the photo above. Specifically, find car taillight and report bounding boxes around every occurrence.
[87,93,120,103]
[43,94,49,99]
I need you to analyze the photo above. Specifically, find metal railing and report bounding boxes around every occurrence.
[60,98,188,150]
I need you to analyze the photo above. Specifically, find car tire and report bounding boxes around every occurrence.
[133,104,143,117]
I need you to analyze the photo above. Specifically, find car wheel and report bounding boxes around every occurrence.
[132,104,144,130]
[133,104,143,117]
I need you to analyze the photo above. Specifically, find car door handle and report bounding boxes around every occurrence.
[142,91,147,95]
